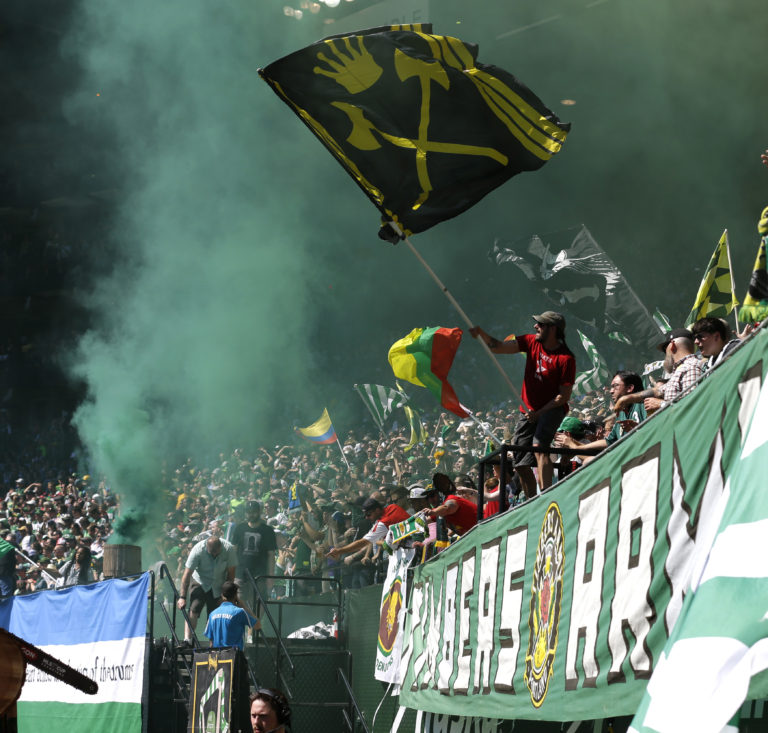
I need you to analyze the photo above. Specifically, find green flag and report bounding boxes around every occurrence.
[259,24,570,236]
[440,418,460,441]
[490,225,661,351]
[0,537,15,557]
[573,330,611,397]
[353,383,407,430]
[403,404,427,451]
[396,380,427,451]
[630,377,768,733]
[685,230,739,327]
[652,308,671,333]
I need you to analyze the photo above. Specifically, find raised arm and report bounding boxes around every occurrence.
[614,386,662,413]
[327,537,371,560]
[469,326,520,355]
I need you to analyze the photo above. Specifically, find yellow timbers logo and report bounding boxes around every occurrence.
[525,502,565,707]
[378,577,403,655]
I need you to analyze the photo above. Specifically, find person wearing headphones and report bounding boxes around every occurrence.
[250,688,291,732]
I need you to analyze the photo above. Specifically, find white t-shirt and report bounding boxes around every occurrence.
[363,519,389,545]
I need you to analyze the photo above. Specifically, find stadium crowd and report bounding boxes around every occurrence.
[1,311,761,602]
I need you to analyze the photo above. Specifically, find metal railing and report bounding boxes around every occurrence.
[243,572,359,730]
[476,442,603,518]
[149,563,200,700]
[244,571,343,695]
[337,666,371,733]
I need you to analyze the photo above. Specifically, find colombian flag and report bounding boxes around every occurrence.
[388,327,468,418]
[296,408,337,444]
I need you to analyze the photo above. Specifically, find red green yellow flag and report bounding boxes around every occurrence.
[388,327,468,417]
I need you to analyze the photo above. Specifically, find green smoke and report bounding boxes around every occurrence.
[63,1,337,541]
[60,0,768,545]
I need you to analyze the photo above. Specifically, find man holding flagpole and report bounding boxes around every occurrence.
[470,311,575,498]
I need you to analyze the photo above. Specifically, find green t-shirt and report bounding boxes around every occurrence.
[605,403,647,445]
[294,539,312,573]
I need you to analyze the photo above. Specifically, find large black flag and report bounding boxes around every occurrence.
[259,24,570,235]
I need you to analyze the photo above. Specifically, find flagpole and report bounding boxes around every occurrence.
[13,545,57,585]
[465,408,503,446]
[723,229,740,332]
[335,435,351,471]
[390,222,527,410]
[428,413,444,457]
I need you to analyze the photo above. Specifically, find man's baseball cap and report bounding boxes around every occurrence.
[533,311,566,333]
[657,328,693,352]
[246,501,261,513]
[361,498,382,513]
[557,416,585,437]
[407,483,430,499]
[454,474,475,490]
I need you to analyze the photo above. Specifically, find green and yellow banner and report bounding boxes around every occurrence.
[399,327,768,721]
[739,231,768,324]
[685,229,739,327]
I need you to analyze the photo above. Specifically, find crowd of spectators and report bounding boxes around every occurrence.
[0,474,116,596]
[0,314,763,601]
[158,417,514,599]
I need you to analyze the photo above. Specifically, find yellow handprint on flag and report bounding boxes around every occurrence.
[315,37,509,212]
[313,36,383,94]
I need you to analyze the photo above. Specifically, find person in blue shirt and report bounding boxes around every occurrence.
[204,580,260,650]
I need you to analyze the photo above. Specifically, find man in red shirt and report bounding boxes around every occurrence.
[429,473,478,535]
[326,497,409,560]
[471,311,576,498]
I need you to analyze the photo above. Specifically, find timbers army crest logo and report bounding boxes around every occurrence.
[378,577,403,655]
[525,502,565,707]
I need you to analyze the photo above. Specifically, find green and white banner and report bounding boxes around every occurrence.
[630,371,768,732]
[376,547,415,683]
[399,328,768,721]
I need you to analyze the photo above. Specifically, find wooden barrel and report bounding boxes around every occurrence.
[102,544,142,578]
[0,632,26,715]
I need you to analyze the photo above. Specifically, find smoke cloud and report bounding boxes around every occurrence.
[62,1,339,541]
[58,0,767,543]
